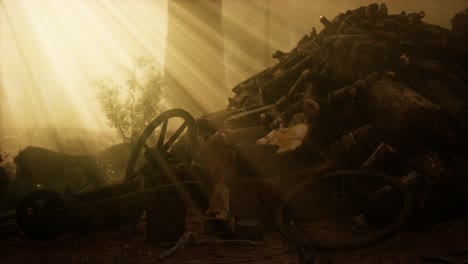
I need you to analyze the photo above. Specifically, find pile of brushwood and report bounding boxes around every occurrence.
[197,3,468,223]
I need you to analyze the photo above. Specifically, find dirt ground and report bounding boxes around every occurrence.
[1,216,468,264]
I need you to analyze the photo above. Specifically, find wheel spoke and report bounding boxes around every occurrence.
[143,143,151,150]
[142,143,154,161]
[157,119,168,149]
[143,143,164,163]
[125,109,197,182]
[132,163,150,178]
[162,121,187,153]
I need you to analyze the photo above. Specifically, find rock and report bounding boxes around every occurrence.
[14,146,104,195]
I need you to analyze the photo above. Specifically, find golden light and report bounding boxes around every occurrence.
[0,0,168,131]
[0,0,464,153]
[164,0,227,117]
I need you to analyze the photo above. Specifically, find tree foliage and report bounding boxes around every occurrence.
[94,57,163,143]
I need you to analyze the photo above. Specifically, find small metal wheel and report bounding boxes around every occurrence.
[16,189,65,240]
[276,170,413,251]
[125,108,198,184]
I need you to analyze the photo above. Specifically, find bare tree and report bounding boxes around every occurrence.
[94,57,163,144]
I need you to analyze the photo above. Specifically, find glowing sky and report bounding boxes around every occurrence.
[1,0,466,132]
[0,0,168,130]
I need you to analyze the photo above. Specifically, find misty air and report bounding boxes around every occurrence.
[0,1,467,263]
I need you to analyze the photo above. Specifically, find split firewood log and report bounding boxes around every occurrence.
[360,143,410,176]
[226,104,275,129]
[325,124,382,169]
[323,34,386,83]
[261,48,323,104]
[231,68,270,95]
[302,83,320,119]
[366,77,447,151]
[327,72,380,105]
[197,108,244,134]
[257,124,309,154]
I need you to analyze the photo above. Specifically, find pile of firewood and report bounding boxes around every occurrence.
[197,3,468,221]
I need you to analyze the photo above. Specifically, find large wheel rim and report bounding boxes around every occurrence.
[276,170,413,251]
[125,108,197,183]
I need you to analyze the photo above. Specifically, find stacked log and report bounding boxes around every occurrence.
[198,3,468,221]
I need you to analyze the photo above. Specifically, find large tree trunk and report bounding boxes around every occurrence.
[263,0,272,67]
[165,0,226,117]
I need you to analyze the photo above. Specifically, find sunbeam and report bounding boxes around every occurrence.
[0,0,168,132]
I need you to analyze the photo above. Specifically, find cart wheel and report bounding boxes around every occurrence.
[125,109,198,183]
[276,170,413,251]
[16,189,65,240]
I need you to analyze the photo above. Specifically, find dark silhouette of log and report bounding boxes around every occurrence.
[14,147,104,195]
[366,77,447,152]
[325,124,382,169]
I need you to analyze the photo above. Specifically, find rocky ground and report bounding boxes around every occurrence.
[1,216,468,264]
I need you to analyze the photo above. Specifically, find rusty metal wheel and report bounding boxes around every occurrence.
[276,170,413,251]
[125,108,198,184]
[16,189,65,240]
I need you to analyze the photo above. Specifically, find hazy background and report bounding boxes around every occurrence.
[0,0,466,155]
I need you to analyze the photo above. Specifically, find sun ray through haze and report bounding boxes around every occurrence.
[0,0,168,132]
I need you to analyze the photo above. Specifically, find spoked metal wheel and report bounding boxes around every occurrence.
[125,109,198,185]
[16,189,65,240]
[276,170,413,251]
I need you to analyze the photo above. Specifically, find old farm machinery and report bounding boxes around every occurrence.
[15,108,413,251]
